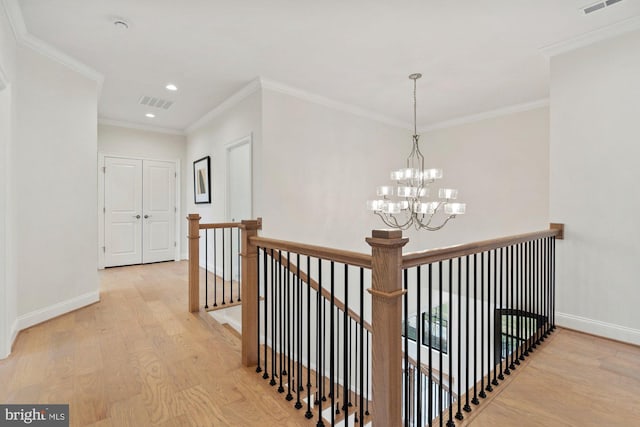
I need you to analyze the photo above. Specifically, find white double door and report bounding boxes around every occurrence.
[105,157,176,267]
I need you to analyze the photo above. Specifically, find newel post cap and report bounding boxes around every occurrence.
[366,229,409,249]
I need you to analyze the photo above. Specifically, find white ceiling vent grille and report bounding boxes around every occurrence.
[582,0,624,15]
[138,95,174,110]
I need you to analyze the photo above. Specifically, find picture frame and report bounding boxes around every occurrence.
[193,156,211,204]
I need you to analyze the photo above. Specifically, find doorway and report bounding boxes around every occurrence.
[226,134,252,223]
[99,155,179,268]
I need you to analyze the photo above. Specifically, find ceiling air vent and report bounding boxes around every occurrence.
[138,95,173,110]
[582,0,624,14]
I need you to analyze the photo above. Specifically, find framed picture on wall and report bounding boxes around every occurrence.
[193,156,211,204]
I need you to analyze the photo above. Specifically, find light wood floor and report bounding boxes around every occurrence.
[0,261,310,426]
[467,328,640,427]
[2,261,639,427]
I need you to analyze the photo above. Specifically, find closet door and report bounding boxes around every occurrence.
[105,157,143,267]
[142,160,176,264]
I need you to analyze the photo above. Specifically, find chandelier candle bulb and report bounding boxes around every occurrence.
[376,186,394,197]
[367,73,466,231]
[438,188,458,200]
[445,203,466,216]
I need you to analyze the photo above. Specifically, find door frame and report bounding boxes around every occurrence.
[98,153,181,269]
[225,133,253,222]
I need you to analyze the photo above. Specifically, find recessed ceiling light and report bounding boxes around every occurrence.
[145,113,155,118]
[165,84,178,91]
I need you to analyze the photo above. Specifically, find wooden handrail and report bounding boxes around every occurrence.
[199,221,243,230]
[402,225,563,269]
[250,236,372,269]
[266,249,373,332]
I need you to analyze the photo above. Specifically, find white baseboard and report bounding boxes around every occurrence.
[16,291,101,332]
[556,312,640,346]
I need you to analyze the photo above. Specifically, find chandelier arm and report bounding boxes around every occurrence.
[416,214,456,231]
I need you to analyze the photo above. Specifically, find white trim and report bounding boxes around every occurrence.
[259,77,411,130]
[99,117,186,136]
[420,99,549,132]
[556,312,640,346]
[3,0,104,92]
[98,154,182,268]
[208,307,242,335]
[186,78,262,133]
[225,134,253,222]
[16,291,100,332]
[541,15,640,57]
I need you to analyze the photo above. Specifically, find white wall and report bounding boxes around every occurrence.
[415,107,550,250]
[98,123,187,257]
[261,88,410,252]
[0,2,16,359]
[550,30,640,344]
[186,90,262,258]
[13,45,99,328]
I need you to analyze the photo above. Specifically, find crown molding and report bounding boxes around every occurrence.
[99,117,186,136]
[541,15,640,57]
[186,78,262,133]
[2,0,104,94]
[259,77,411,130]
[420,99,549,133]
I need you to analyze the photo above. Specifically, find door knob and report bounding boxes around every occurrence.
[144,214,151,219]
[134,215,141,219]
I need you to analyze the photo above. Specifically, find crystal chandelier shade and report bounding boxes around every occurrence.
[367,73,466,231]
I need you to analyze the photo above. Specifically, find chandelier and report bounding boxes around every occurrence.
[367,73,465,231]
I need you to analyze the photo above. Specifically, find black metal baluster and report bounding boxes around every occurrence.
[359,268,365,425]
[518,244,524,363]
[438,261,443,427]
[464,255,472,413]
[497,248,504,380]
[532,240,538,349]
[278,251,285,394]
[365,332,370,417]
[222,228,226,305]
[505,246,512,375]
[552,236,556,330]
[456,257,464,420]
[256,248,262,374]
[535,240,540,347]
[263,249,269,379]
[404,268,409,427]
[479,252,486,400]
[417,266,423,427]
[526,242,533,355]
[213,229,218,307]
[509,245,516,371]
[471,253,479,406]
[330,261,336,426]
[230,228,234,304]
[316,259,324,425]
[238,228,241,301]
[286,253,293,400]
[343,265,349,416]
[305,255,313,419]
[204,230,209,309]
[447,260,454,427]
[295,254,303,409]
[486,251,494,392]
[428,263,433,426]
[492,249,499,386]
[270,250,277,386]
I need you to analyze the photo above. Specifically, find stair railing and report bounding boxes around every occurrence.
[187,215,564,427]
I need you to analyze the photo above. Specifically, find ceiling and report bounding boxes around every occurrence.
[16,0,640,133]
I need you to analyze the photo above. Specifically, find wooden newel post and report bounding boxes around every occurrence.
[188,214,201,313]
[366,229,408,427]
[241,218,262,367]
